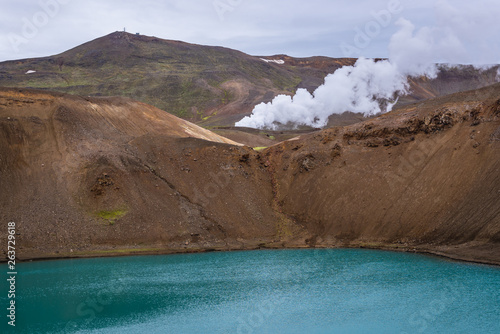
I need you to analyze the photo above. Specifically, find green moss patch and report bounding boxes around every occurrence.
[95,209,128,224]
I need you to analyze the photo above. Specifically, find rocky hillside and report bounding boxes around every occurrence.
[0,85,499,264]
[0,87,280,258]
[0,32,497,128]
[265,83,500,264]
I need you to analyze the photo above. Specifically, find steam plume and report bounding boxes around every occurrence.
[236,1,499,130]
[237,58,407,130]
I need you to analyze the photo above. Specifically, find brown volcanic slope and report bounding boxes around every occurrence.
[0,88,283,258]
[265,83,500,264]
[0,85,499,264]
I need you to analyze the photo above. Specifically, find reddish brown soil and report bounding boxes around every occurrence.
[265,84,500,264]
[0,85,499,264]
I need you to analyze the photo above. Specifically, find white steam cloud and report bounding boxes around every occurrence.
[236,58,408,129]
[236,1,500,130]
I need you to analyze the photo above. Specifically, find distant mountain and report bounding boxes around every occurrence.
[0,32,497,128]
[0,32,351,125]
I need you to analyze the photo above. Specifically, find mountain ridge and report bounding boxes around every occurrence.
[0,31,498,129]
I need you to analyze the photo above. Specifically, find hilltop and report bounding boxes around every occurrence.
[0,32,348,124]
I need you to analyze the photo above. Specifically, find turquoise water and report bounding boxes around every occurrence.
[1,249,499,333]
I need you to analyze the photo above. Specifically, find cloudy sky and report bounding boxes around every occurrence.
[0,0,499,64]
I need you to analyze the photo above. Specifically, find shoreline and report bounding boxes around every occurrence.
[6,243,500,267]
